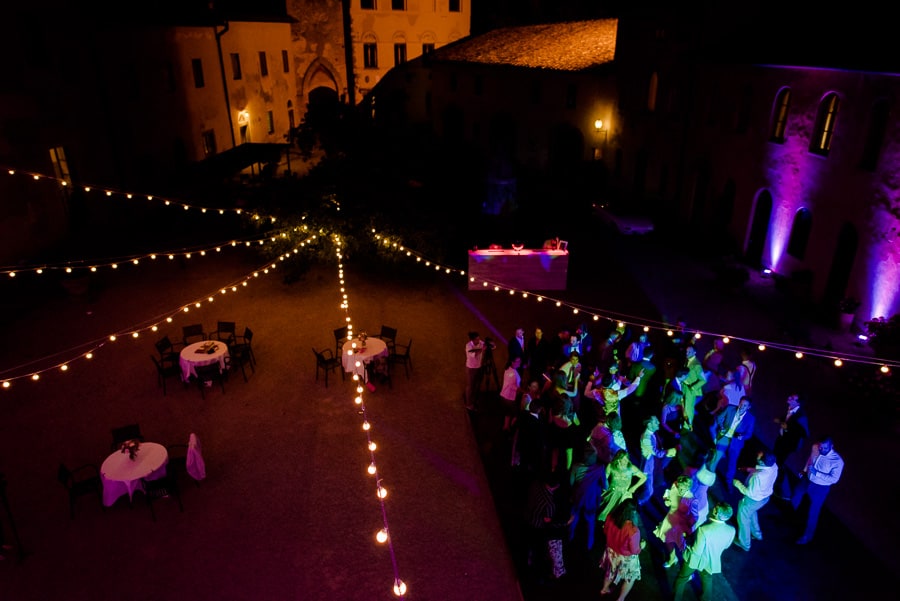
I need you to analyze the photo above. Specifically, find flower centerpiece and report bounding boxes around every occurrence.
[120,439,140,461]
[359,331,367,349]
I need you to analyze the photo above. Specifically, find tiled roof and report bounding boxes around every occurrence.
[435,19,617,71]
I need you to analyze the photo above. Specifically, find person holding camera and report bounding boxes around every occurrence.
[464,331,484,411]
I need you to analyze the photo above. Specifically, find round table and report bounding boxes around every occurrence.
[342,338,389,379]
[100,442,168,507]
[180,340,230,382]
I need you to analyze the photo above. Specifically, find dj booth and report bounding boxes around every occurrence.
[467,248,569,291]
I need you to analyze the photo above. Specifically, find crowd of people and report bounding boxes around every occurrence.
[464,320,844,600]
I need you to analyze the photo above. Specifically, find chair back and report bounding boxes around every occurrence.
[57,464,72,487]
[243,327,254,342]
[380,325,398,341]
[182,323,206,345]
[155,335,173,355]
[111,424,143,449]
[186,432,206,481]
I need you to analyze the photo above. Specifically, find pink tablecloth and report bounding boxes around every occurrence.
[342,338,388,377]
[100,442,168,507]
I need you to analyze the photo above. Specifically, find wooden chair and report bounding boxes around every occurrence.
[389,339,413,378]
[375,325,398,353]
[57,463,104,519]
[313,347,343,388]
[154,335,182,365]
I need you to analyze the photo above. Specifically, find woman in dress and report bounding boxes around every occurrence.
[654,475,698,568]
[598,450,647,521]
[547,391,581,474]
[499,356,523,432]
[599,498,645,601]
[659,388,684,449]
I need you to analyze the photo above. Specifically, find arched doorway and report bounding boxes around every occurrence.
[822,222,858,310]
[745,190,772,268]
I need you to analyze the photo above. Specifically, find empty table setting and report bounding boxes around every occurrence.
[341,336,388,380]
[100,441,168,507]
[179,339,230,382]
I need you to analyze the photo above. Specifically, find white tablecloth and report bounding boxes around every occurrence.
[342,338,388,377]
[180,340,230,382]
[100,442,168,507]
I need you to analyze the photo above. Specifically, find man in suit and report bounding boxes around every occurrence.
[792,436,844,545]
[708,397,755,489]
[507,327,527,368]
[772,393,809,499]
[682,345,707,431]
[525,327,552,382]
[673,502,736,601]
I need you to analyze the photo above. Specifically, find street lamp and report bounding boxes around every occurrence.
[593,119,608,159]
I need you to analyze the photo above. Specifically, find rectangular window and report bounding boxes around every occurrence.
[267,110,275,134]
[422,43,435,55]
[364,43,378,68]
[282,50,289,73]
[393,43,407,66]
[202,130,217,156]
[392,0,405,10]
[191,58,204,88]
[259,51,268,76]
[230,53,242,80]
[361,0,375,8]
[449,0,461,11]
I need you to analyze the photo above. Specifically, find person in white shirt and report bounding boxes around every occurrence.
[792,436,844,544]
[464,331,484,410]
[499,356,523,432]
[733,451,778,551]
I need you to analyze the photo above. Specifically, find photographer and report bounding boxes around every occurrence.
[464,332,485,410]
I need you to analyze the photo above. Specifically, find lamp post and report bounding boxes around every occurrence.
[594,119,608,159]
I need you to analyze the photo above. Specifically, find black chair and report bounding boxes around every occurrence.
[151,355,183,395]
[57,463,103,519]
[375,325,398,353]
[227,343,255,382]
[232,327,256,367]
[111,424,144,451]
[210,321,236,346]
[334,326,349,357]
[389,338,413,378]
[167,443,188,481]
[182,323,207,346]
[142,464,183,522]
[313,347,343,388]
[194,363,226,399]
[154,335,182,365]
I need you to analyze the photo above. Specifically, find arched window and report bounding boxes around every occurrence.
[769,87,791,143]
[647,71,658,112]
[809,92,840,156]
[787,208,812,259]
[859,98,889,171]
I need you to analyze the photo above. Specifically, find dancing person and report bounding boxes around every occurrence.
[733,451,778,551]
[568,447,606,551]
[654,475,697,568]
[792,436,844,544]
[672,502,735,601]
[464,331,485,411]
[636,416,677,506]
[709,397,755,489]
[681,345,706,430]
[598,450,646,521]
[499,356,523,432]
[772,393,809,499]
[599,499,645,601]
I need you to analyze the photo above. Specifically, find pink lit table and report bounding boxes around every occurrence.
[468,248,569,290]
[100,442,168,507]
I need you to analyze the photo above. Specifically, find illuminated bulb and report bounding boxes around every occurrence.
[194,302,201,308]
[66,267,72,273]
[231,287,237,292]
[111,263,118,269]
[494,286,500,292]
[183,307,189,312]
[522,292,528,298]
[106,191,112,196]
[573,308,579,314]
[186,253,191,259]
[482,282,488,287]
[694,333,701,339]
[109,335,117,342]
[758,344,766,351]
[834,359,843,367]
[127,194,132,199]
[643,326,650,332]
[880,365,890,374]
[377,486,387,499]
[183,204,189,210]
[362,421,370,430]
[85,187,91,192]
[667,330,673,337]
[368,463,377,475]
[151,326,158,332]
[60,365,68,371]
[36,269,43,274]
[91,266,97,272]
[618,322,625,329]
[133,259,139,265]
[166,317,173,323]
[537,296,543,302]
[722,337,731,344]
[368,441,377,451]
[357,386,364,393]
[795,352,803,359]
[393,579,407,597]
[8,272,13,277]
[352,374,359,381]
[168,254,174,260]
[376,529,388,543]
[593,315,599,321]
[150,254,156,259]
[1,381,9,388]
[509,289,514,295]
[355,396,362,405]
[31,374,39,381]
[165,200,171,205]
[555,301,561,307]
[132,332,139,338]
